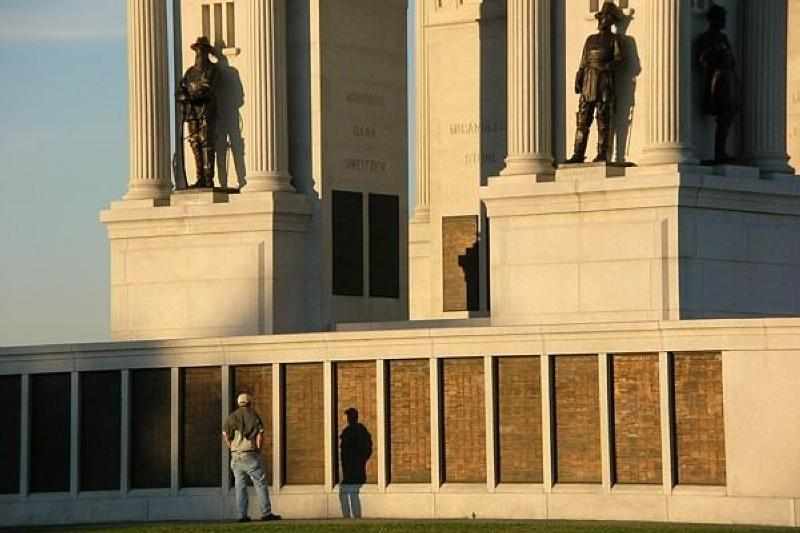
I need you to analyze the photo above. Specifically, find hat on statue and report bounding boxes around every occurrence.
[190,36,214,53]
[595,1,623,23]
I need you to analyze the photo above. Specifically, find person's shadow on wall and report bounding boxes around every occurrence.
[214,48,247,190]
[338,407,372,519]
[613,14,641,165]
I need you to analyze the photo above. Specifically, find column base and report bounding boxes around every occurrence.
[123,180,172,201]
[242,171,296,193]
[500,155,555,177]
[745,154,796,176]
[640,144,698,166]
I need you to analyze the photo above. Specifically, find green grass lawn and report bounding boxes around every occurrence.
[14,520,795,533]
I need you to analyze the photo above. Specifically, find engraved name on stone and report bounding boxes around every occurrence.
[464,152,498,166]
[344,158,387,173]
[353,125,377,138]
[345,91,385,107]
[449,120,506,136]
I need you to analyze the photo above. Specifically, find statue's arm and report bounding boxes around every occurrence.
[614,35,625,67]
[575,41,589,93]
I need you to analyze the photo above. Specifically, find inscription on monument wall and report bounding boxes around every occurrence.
[442,216,480,312]
[131,369,171,489]
[0,375,21,494]
[388,360,432,483]
[612,354,662,484]
[284,363,325,485]
[181,367,222,488]
[554,355,602,483]
[344,158,386,173]
[30,373,71,493]
[442,358,486,483]
[673,353,726,485]
[345,90,386,107]
[335,362,378,484]
[232,365,273,479]
[80,371,121,491]
[496,356,543,483]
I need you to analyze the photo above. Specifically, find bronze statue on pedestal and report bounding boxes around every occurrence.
[177,36,218,188]
[697,4,739,164]
[565,2,625,164]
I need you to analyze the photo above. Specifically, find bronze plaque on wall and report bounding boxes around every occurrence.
[181,367,222,488]
[130,369,171,489]
[0,375,21,494]
[30,373,71,493]
[335,361,378,484]
[283,363,324,485]
[673,352,726,485]
[441,358,486,483]
[333,190,364,296]
[387,360,431,483]
[442,215,480,312]
[80,371,121,491]
[553,355,601,483]
[231,365,273,480]
[496,356,543,483]
[611,354,662,484]
[369,193,400,298]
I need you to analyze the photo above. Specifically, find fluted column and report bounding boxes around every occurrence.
[742,0,794,174]
[125,0,172,200]
[641,0,696,165]
[243,0,294,193]
[412,0,429,221]
[501,0,553,176]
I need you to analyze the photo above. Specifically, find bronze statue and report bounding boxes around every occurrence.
[697,4,739,164]
[565,2,625,164]
[177,36,218,188]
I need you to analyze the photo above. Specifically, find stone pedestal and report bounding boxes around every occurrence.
[482,165,800,325]
[100,192,310,340]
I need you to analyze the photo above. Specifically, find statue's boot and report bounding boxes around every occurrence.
[200,147,216,188]
[565,128,589,164]
[190,143,206,187]
[714,114,734,163]
[593,122,610,163]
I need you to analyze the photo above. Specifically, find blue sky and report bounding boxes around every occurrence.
[0,1,415,347]
[0,0,127,347]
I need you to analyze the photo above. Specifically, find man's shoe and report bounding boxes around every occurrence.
[237,517,251,523]
[261,513,282,521]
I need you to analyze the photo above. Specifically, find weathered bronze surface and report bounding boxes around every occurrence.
[565,2,625,164]
[697,4,739,164]
[177,36,219,188]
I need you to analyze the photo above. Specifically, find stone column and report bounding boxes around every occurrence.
[412,0,430,221]
[124,0,172,200]
[742,0,794,174]
[243,0,294,192]
[501,0,553,176]
[641,0,696,165]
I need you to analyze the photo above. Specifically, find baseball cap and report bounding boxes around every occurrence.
[237,393,252,406]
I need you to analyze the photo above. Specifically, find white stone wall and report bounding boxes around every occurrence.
[1,318,800,527]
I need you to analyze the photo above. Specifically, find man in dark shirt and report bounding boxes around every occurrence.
[222,393,281,522]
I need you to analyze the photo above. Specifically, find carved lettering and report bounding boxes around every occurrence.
[344,158,387,173]
[464,152,498,166]
[353,125,377,138]
[449,120,506,136]
[345,91,385,107]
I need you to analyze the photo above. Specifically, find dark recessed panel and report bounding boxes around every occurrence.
[0,375,21,494]
[333,190,364,296]
[80,371,121,491]
[442,216,480,312]
[181,367,222,488]
[30,373,71,493]
[130,369,171,489]
[368,193,400,298]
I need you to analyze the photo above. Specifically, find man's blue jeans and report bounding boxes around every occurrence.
[231,452,271,519]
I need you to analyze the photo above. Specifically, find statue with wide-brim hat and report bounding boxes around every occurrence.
[176,36,219,189]
[564,1,626,165]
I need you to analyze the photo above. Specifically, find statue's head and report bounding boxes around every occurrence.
[190,36,214,63]
[707,4,727,30]
[596,2,622,31]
